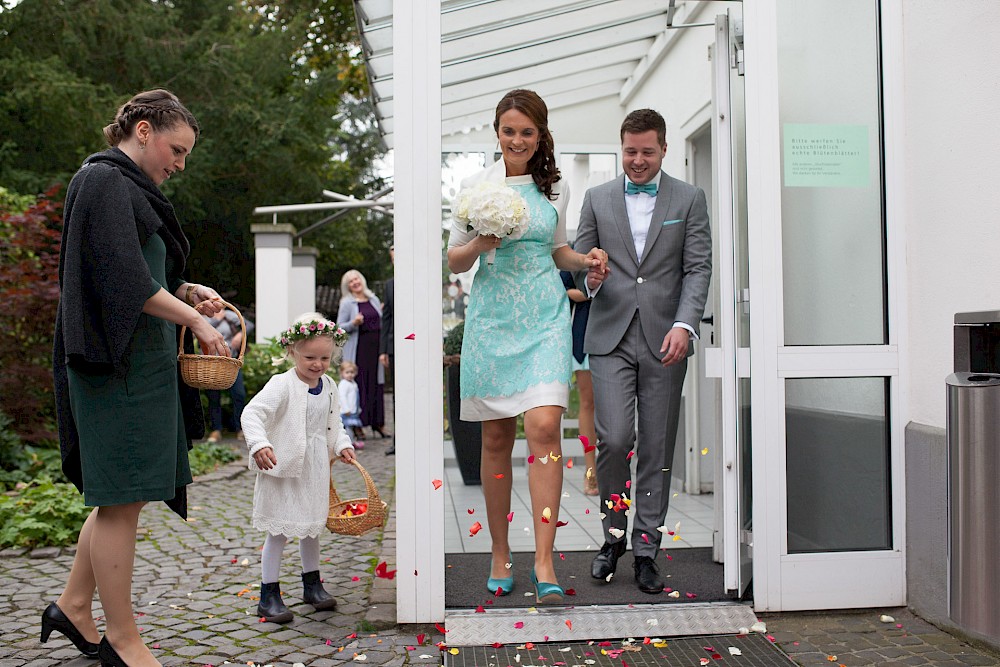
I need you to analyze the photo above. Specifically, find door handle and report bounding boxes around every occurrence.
[702,315,715,326]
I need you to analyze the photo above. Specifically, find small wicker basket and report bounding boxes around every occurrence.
[327,459,387,536]
[177,300,247,390]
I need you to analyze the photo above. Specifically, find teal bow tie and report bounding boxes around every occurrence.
[626,181,658,196]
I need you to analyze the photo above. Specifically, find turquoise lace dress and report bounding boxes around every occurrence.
[455,174,572,421]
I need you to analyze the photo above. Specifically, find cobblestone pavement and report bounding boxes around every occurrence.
[2,394,999,666]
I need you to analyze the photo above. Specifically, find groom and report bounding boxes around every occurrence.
[575,108,711,594]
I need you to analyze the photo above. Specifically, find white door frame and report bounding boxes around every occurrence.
[743,0,908,611]
[394,0,446,623]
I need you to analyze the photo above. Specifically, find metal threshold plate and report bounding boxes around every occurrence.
[444,602,759,646]
[444,633,793,667]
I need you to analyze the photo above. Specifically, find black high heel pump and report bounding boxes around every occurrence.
[98,637,130,667]
[40,602,100,658]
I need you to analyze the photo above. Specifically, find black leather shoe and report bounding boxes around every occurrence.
[301,571,338,611]
[97,637,128,667]
[40,602,99,658]
[257,581,293,623]
[591,540,627,580]
[633,555,665,594]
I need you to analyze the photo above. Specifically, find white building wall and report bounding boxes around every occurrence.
[903,0,1000,428]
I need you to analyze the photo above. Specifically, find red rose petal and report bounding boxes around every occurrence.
[432,479,443,490]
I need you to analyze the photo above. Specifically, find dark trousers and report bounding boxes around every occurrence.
[207,369,246,432]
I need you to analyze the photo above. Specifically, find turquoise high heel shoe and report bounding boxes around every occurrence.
[487,553,514,595]
[530,568,565,604]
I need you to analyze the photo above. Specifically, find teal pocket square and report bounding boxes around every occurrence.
[662,219,683,226]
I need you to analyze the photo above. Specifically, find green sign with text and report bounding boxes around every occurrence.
[784,124,870,188]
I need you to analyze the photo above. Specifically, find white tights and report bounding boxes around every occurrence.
[261,533,321,584]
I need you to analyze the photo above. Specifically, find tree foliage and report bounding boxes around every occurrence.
[0,187,63,442]
[0,0,389,308]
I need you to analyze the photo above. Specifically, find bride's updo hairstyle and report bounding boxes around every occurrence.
[102,89,200,147]
[493,89,561,201]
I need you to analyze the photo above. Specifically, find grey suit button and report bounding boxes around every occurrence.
[637,277,644,284]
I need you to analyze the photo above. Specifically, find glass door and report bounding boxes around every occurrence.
[713,11,753,599]
[743,0,905,610]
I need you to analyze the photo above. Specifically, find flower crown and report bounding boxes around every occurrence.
[278,319,348,349]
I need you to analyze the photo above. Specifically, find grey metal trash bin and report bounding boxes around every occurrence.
[947,371,1000,641]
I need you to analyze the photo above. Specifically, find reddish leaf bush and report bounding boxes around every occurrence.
[0,187,63,443]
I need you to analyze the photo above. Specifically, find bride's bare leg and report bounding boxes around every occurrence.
[481,418,516,578]
[523,405,564,584]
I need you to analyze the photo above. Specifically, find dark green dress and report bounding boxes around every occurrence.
[66,233,191,507]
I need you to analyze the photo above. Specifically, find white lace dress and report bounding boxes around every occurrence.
[252,378,332,538]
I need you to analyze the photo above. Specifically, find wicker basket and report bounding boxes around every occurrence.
[177,300,247,390]
[327,459,387,536]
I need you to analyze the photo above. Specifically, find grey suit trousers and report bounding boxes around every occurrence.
[590,312,687,559]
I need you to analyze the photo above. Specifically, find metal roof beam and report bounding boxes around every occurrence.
[442,62,634,121]
[441,41,648,105]
[442,80,622,136]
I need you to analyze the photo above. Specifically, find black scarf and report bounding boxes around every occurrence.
[52,148,197,517]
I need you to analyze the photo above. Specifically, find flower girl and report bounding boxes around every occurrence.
[241,312,355,623]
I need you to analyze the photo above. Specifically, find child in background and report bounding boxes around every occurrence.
[338,361,365,450]
[241,312,355,624]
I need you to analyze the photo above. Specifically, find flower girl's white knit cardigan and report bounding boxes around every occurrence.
[241,368,353,478]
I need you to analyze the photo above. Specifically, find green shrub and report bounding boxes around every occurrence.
[0,478,91,549]
[188,441,240,477]
[241,337,293,400]
[0,411,63,492]
[443,320,464,356]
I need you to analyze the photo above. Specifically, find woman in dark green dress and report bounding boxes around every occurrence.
[47,90,229,667]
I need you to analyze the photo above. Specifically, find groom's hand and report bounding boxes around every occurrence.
[660,327,690,367]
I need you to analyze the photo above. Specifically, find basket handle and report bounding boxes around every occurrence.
[177,299,248,361]
[328,459,381,505]
[352,459,382,506]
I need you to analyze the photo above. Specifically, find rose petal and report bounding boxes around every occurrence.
[432,479,443,490]
[405,333,415,340]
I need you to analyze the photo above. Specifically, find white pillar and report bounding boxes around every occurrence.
[251,223,295,344]
[290,246,318,321]
[394,0,444,622]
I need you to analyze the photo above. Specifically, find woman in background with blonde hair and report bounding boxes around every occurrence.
[336,269,389,440]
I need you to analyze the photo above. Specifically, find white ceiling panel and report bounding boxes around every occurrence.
[353,0,674,149]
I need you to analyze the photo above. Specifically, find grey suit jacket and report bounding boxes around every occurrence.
[574,172,711,357]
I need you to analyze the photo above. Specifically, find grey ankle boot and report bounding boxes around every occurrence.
[257,581,293,623]
[301,570,337,611]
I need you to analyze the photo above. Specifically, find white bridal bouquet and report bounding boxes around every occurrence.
[452,181,529,265]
